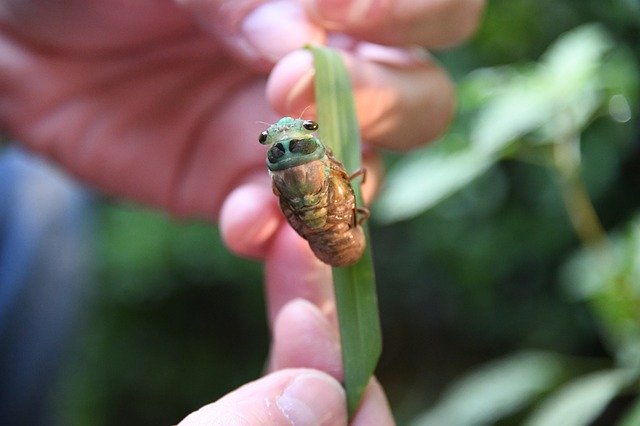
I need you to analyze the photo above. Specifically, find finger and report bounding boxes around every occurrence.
[178,368,347,425]
[269,299,343,380]
[352,379,395,426]
[175,0,326,70]
[302,0,485,48]
[264,223,335,329]
[267,47,455,151]
[0,0,193,52]
[219,177,282,259]
[167,80,274,219]
[268,300,396,425]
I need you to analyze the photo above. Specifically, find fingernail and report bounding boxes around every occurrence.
[284,67,315,114]
[267,49,316,115]
[241,1,325,63]
[306,0,374,27]
[355,43,429,66]
[277,373,345,425]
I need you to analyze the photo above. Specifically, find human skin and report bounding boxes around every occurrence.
[0,0,484,423]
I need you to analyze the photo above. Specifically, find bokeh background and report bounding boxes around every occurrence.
[2,0,640,425]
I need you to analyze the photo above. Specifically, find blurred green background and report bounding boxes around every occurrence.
[52,0,640,424]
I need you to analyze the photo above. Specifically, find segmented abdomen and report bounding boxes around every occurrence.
[278,155,365,267]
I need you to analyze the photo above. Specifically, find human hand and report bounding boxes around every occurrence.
[0,0,482,220]
[178,297,394,425]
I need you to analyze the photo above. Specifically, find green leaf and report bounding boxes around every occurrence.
[308,45,382,417]
[618,396,640,426]
[560,214,640,365]
[523,369,637,426]
[561,214,640,302]
[411,352,566,426]
[375,134,495,223]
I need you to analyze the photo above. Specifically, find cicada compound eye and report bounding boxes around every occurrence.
[302,120,318,131]
[259,131,269,144]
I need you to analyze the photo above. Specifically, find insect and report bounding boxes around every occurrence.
[259,117,369,267]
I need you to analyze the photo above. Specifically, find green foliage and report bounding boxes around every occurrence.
[99,205,260,300]
[400,21,640,426]
[619,397,640,426]
[562,215,640,366]
[412,352,567,426]
[376,24,637,223]
[56,205,266,425]
[523,369,637,426]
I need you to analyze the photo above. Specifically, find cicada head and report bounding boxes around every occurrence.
[258,117,326,171]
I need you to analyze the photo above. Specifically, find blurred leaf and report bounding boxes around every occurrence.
[562,214,640,300]
[376,23,637,224]
[309,45,382,417]
[523,369,637,426]
[619,396,640,426]
[100,205,176,301]
[411,352,566,426]
[99,204,260,302]
[561,213,640,365]
[375,135,495,223]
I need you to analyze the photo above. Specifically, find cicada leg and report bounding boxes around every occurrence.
[352,206,370,227]
[349,168,369,227]
[349,168,367,185]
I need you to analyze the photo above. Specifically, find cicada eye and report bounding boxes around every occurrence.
[302,120,318,131]
[259,131,269,144]
[267,143,286,163]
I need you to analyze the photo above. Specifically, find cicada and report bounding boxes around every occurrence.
[259,117,369,267]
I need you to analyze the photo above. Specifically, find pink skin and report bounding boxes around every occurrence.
[0,0,484,423]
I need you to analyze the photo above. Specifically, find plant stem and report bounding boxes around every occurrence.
[552,117,607,247]
[553,113,640,360]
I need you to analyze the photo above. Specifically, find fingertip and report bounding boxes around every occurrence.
[353,50,456,150]
[271,299,342,379]
[268,46,456,150]
[277,370,346,425]
[302,0,485,48]
[239,0,326,66]
[301,0,377,31]
[219,181,282,259]
[411,61,456,144]
[267,49,316,116]
[352,378,395,426]
[177,0,326,70]
[178,369,346,426]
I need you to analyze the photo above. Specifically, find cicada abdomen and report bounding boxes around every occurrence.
[258,117,368,267]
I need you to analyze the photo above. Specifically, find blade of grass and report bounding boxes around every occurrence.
[308,45,382,418]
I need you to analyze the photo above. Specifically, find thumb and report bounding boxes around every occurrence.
[174,0,326,70]
[178,368,347,425]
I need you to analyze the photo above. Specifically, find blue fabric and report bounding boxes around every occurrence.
[0,146,94,425]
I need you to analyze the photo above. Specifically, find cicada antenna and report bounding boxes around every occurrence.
[298,105,312,119]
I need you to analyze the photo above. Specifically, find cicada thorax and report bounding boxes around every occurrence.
[260,117,367,267]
